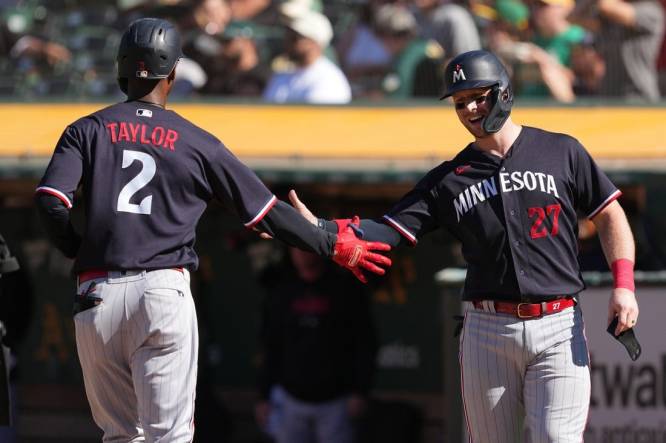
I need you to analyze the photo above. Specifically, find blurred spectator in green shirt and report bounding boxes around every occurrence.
[532,0,587,66]
[518,0,589,98]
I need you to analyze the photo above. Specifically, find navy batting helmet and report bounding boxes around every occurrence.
[116,18,183,94]
[440,50,513,133]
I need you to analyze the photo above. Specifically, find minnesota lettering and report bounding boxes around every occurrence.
[106,122,179,151]
[453,170,560,222]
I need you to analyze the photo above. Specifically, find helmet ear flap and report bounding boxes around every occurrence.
[482,85,512,133]
[501,86,514,111]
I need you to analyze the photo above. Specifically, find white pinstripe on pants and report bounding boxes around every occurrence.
[74,269,198,443]
[459,303,590,443]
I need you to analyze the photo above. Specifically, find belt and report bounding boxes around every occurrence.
[472,297,575,319]
[77,268,184,285]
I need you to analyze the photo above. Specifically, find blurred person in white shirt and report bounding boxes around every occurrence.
[263,10,352,104]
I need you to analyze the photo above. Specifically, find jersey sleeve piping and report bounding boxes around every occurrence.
[245,195,278,228]
[35,186,73,209]
[382,215,417,245]
[587,189,622,220]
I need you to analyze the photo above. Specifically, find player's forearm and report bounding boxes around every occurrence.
[319,218,404,247]
[592,200,635,265]
[258,201,337,257]
[34,193,81,259]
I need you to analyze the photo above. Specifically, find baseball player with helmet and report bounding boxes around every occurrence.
[34,18,390,443]
[289,49,639,442]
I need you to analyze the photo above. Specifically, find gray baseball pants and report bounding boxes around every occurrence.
[459,303,590,443]
[74,269,198,442]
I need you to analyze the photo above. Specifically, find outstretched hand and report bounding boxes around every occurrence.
[288,189,317,225]
[258,189,316,240]
[333,216,392,283]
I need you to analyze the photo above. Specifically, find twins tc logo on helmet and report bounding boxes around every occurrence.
[452,64,466,83]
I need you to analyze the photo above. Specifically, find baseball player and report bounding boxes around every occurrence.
[289,50,639,442]
[34,18,391,443]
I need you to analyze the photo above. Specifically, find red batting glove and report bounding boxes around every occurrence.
[334,219,352,233]
[332,216,392,283]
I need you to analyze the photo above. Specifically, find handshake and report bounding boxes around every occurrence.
[331,216,392,284]
[260,190,394,284]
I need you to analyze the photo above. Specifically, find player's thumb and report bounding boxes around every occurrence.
[289,189,304,209]
[289,189,316,223]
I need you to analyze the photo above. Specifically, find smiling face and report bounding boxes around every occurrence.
[452,87,494,138]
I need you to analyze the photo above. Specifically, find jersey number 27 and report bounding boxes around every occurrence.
[528,204,561,239]
[117,150,156,215]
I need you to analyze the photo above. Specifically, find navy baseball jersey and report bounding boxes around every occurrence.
[383,126,620,302]
[36,101,276,272]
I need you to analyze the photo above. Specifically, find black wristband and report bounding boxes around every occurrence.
[317,219,339,234]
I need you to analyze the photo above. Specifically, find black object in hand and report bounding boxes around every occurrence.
[606,317,642,361]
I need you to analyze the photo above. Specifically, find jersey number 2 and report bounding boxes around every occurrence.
[528,204,561,239]
[117,150,156,215]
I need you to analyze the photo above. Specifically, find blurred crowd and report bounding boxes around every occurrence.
[0,0,665,103]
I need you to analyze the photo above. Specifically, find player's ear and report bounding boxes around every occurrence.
[164,65,177,95]
[167,65,177,84]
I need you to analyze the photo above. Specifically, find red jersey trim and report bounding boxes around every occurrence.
[35,186,73,209]
[382,215,417,245]
[245,195,277,228]
[587,190,622,220]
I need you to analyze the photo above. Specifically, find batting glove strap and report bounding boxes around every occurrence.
[334,218,352,234]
